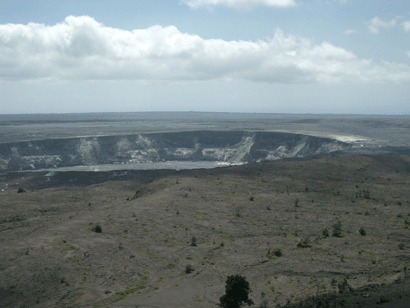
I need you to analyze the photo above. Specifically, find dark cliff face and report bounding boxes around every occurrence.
[0,131,350,171]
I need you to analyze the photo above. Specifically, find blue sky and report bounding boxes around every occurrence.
[0,0,409,114]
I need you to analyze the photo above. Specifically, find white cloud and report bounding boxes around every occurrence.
[367,16,398,34]
[403,21,410,32]
[344,29,357,35]
[0,16,409,84]
[181,0,296,10]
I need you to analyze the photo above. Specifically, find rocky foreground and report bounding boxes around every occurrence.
[0,154,410,307]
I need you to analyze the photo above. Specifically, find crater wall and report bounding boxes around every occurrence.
[0,131,350,172]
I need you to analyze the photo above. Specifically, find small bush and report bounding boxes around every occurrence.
[249,196,254,201]
[359,227,366,236]
[322,228,329,238]
[185,264,194,274]
[331,278,337,289]
[190,236,197,246]
[377,295,390,304]
[338,278,350,293]
[17,187,26,193]
[294,198,299,207]
[92,224,102,233]
[398,243,405,250]
[297,237,310,248]
[266,248,282,260]
[332,220,342,237]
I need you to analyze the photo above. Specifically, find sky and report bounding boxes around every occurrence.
[0,0,409,114]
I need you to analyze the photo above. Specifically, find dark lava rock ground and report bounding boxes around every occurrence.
[1,154,410,308]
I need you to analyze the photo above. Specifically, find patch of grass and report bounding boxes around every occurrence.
[0,215,25,224]
[115,277,148,301]
[167,262,178,269]
[71,255,80,263]
[60,241,76,250]
[141,249,162,261]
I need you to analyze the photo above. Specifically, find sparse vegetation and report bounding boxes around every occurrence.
[115,277,147,301]
[17,187,26,193]
[2,152,410,307]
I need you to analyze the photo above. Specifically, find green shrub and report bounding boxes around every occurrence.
[297,237,310,248]
[219,275,253,308]
[17,187,26,193]
[92,224,102,233]
[359,227,366,236]
[185,264,194,274]
[322,228,329,238]
[190,236,197,246]
[332,220,342,237]
[266,248,282,260]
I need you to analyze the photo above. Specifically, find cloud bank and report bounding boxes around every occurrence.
[1,16,409,84]
[181,0,296,10]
